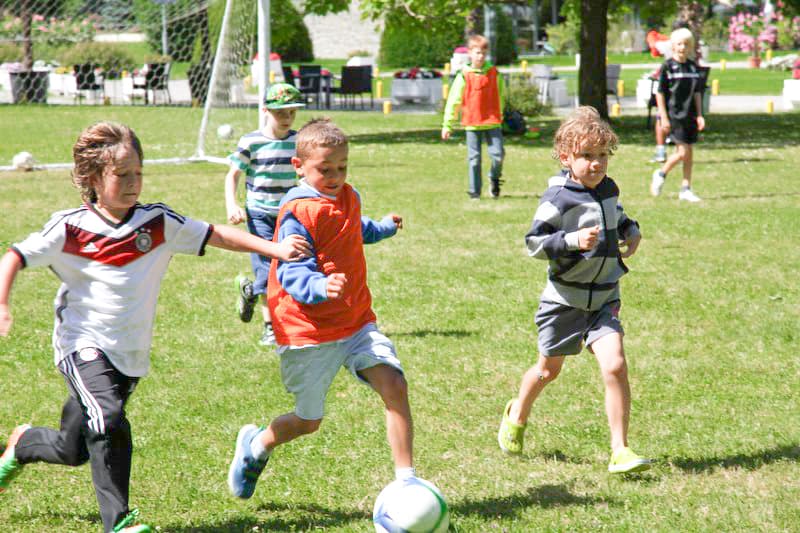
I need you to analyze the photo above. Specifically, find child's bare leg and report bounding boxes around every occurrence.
[261,296,270,323]
[661,143,685,177]
[259,413,321,453]
[680,144,693,189]
[591,332,630,452]
[360,365,413,468]
[509,355,565,425]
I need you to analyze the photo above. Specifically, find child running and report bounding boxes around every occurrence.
[497,107,652,474]
[225,82,306,345]
[0,121,310,532]
[227,118,415,499]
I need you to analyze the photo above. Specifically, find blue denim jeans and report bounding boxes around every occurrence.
[245,208,277,296]
[465,127,504,196]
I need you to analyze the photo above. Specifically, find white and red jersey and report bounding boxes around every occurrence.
[11,202,212,377]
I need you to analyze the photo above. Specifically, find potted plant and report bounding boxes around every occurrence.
[729,10,778,69]
[5,0,50,103]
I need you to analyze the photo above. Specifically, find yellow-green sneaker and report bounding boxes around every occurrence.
[112,508,153,532]
[497,399,526,455]
[0,449,23,493]
[608,447,652,474]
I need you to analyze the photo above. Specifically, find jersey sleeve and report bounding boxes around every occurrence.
[228,136,252,172]
[12,213,67,269]
[161,207,212,256]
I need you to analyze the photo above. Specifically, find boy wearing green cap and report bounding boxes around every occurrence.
[225,83,306,345]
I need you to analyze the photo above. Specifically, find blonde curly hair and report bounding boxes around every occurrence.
[552,106,618,161]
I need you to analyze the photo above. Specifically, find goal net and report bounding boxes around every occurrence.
[0,0,268,167]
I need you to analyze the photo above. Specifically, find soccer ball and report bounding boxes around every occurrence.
[216,124,234,139]
[11,151,35,171]
[373,477,449,533]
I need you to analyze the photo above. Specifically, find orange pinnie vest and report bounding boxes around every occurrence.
[460,66,502,127]
[267,184,375,346]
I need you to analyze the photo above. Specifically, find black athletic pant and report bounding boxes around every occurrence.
[15,348,139,532]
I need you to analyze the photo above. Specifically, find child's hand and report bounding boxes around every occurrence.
[0,304,12,337]
[386,214,403,230]
[326,273,347,300]
[619,233,641,258]
[697,115,705,131]
[441,128,451,141]
[227,204,246,225]
[278,235,312,262]
[578,225,600,250]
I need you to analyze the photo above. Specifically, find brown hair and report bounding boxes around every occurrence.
[552,106,618,160]
[295,117,348,160]
[467,34,489,49]
[72,121,143,203]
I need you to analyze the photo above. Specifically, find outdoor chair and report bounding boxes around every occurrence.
[282,65,295,85]
[133,63,171,105]
[73,64,104,103]
[606,64,622,105]
[332,66,372,109]
[531,64,555,105]
[298,65,322,108]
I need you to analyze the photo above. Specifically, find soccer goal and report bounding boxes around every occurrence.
[0,0,273,169]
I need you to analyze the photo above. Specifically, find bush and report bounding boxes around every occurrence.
[56,42,136,77]
[544,17,580,55]
[272,2,314,62]
[380,12,462,68]
[493,6,518,65]
[504,74,548,117]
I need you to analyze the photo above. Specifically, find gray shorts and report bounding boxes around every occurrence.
[535,299,624,356]
[277,322,403,420]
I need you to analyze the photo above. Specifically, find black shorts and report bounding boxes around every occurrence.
[670,118,698,145]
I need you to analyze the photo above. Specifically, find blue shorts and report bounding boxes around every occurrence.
[245,208,277,296]
[534,299,624,356]
[277,323,404,420]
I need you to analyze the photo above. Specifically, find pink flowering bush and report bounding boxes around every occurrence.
[0,11,98,48]
[728,11,777,54]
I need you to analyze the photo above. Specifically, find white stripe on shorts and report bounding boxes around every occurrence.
[60,354,106,434]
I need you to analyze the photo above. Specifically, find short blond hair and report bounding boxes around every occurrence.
[295,118,348,160]
[670,27,694,47]
[467,34,488,50]
[552,106,618,160]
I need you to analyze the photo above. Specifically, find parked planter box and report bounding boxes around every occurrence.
[10,71,49,103]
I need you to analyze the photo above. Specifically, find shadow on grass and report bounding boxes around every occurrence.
[450,483,605,520]
[534,448,594,465]
[389,328,474,339]
[345,114,800,150]
[167,501,369,532]
[668,443,800,473]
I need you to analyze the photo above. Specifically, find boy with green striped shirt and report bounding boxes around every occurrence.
[225,83,306,345]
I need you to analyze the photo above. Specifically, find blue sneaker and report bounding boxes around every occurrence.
[228,424,268,499]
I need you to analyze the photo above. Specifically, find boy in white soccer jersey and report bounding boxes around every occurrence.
[0,122,310,533]
[225,83,305,345]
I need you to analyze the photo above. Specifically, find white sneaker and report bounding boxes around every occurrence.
[679,188,702,203]
[650,170,665,197]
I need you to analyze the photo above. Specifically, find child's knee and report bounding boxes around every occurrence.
[601,357,628,380]
[534,361,562,383]
[298,417,322,435]
[379,370,409,405]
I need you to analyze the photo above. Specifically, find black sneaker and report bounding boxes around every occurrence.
[235,275,257,323]
[490,178,503,198]
[468,192,480,200]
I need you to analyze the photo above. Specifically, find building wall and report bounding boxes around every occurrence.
[298,1,383,59]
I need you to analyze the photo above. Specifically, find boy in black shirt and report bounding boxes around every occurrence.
[650,28,706,202]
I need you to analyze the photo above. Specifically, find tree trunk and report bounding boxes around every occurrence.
[21,0,33,72]
[579,0,609,118]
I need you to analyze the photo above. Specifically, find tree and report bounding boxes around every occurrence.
[578,0,610,116]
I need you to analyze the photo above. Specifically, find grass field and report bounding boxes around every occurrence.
[1,107,799,532]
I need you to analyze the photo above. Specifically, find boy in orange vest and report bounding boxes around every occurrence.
[227,118,415,499]
[442,34,506,199]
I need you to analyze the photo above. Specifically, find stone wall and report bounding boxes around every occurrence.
[297,0,383,60]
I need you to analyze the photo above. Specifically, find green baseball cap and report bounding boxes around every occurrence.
[264,82,306,109]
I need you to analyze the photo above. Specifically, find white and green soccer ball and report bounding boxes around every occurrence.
[373,477,449,533]
[216,124,234,140]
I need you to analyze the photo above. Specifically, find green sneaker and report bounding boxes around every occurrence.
[112,508,152,532]
[497,399,526,455]
[0,448,23,493]
[608,447,652,474]
[235,275,257,323]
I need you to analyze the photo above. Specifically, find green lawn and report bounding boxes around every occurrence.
[1,107,799,532]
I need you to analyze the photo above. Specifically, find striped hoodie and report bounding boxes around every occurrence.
[525,173,640,311]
